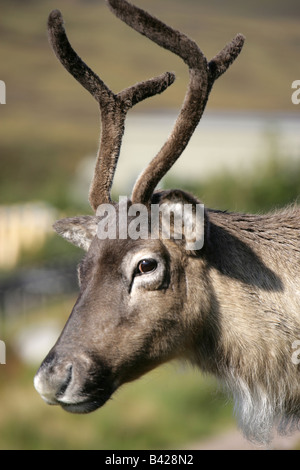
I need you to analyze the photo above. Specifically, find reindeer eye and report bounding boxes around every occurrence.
[138,258,157,274]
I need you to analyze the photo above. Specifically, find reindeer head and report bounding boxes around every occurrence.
[34,0,244,414]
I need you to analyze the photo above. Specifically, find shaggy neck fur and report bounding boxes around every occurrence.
[195,206,300,444]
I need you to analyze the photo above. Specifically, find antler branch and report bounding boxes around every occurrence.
[105,0,245,204]
[48,1,245,209]
[48,9,175,210]
[208,33,245,81]
[105,0,245,203]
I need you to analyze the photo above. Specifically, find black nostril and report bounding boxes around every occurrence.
[56,364,73,398]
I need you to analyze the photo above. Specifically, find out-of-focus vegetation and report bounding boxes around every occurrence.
[1,0,300,451]
[166,150,300,215]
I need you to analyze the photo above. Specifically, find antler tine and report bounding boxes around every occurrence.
[208,33,246,81]
[48,9,175,211]
[106,0,245,204]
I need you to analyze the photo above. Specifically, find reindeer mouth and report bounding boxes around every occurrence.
[36,387,114,414]
[34,358,116,414]
[58,394,111,414]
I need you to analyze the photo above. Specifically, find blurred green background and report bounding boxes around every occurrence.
[0,0,300,450]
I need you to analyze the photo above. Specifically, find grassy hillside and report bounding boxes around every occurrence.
[1,0,300,206]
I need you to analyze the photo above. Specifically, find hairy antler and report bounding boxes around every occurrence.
[105,0,245,204]
[48,1,245,209]
[48,9,175,210]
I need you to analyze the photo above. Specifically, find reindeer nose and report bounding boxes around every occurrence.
[34,353,73,406]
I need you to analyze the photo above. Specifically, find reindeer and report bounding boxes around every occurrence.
[34,0,300,445]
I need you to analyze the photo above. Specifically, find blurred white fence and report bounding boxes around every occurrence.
[110,111,300,194]
[0,202,57,269]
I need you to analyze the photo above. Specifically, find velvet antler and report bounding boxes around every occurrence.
[48,9,175,210]
[105,0,245,204]
[48,1,245,209]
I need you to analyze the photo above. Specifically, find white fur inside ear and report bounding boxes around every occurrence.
[53,216,98,251]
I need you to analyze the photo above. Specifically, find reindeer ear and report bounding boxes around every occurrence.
[53,216,98,251]
[151,190,209,252]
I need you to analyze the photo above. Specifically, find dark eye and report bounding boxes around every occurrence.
[137,258,157,274]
